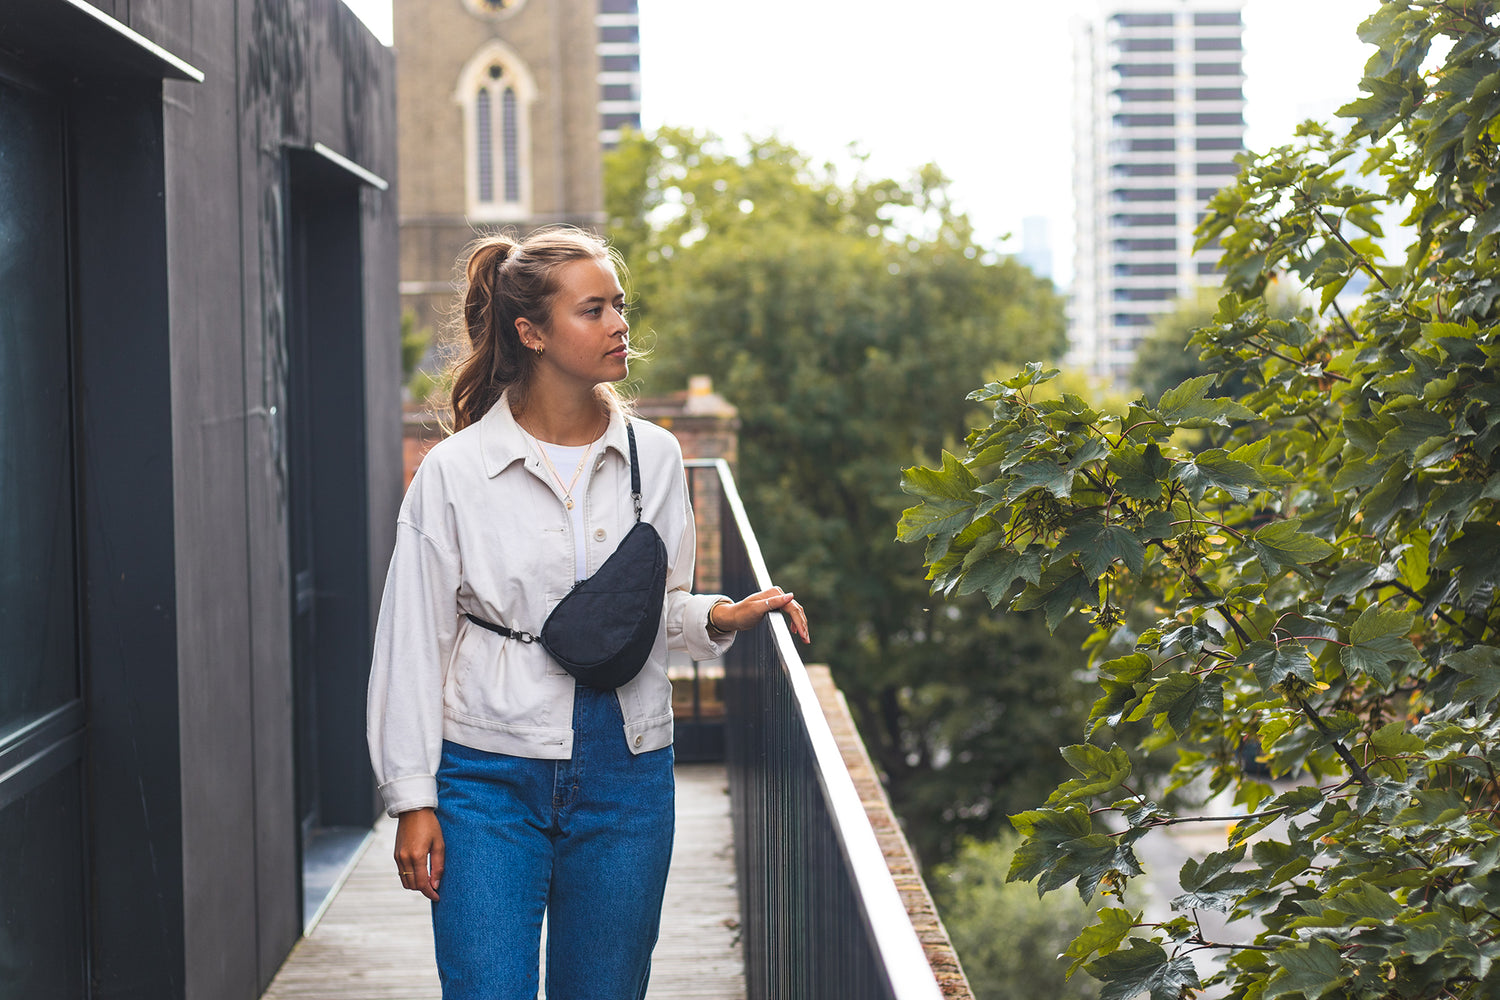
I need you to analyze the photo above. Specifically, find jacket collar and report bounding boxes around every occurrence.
[479,390,631,479]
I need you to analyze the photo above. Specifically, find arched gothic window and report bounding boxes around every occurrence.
[458,43,535,220]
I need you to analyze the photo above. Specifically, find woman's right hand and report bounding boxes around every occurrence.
[709,586,810,643]
[395,807,444,901]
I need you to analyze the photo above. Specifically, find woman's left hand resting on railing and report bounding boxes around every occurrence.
[707,586,810,643]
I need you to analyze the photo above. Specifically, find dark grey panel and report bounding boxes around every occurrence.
[0,758,88,998]
[2,2,398,997]
[71,75,187,1000]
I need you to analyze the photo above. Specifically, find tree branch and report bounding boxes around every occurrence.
[1309,201,1393,291]
[1294,695,1372,786]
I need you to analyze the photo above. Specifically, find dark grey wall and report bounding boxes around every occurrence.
[1,2,398,998]
[73,79,186,1000]
[153,2,400,997]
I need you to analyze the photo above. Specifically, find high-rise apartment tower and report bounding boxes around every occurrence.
[1068,0,1246,382]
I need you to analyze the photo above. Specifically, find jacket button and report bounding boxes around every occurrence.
[594,528,607,541]
[633,735,643,747]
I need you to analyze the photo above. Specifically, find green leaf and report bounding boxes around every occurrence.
[997,363,1059,390]
[1450,645,1500,705]
[1470,202,1500,251]
[1374,406,1450,460]
[1252,840,1312,886]
[1174,449,1265,503]
[1341,606,1421,685]
[1108,443,1170,502]
[1140,509,1175,539]
[955,545,1044,606]
[1247,518,1336,578]
[1049,743,1134,807]
[1050,834,1144,901]
[1005,458,1077,500]
[1331,456,1386,490]
[1087,938,1201,1000]
[1437,522,1500,601]
[1340,642,1419,685]
[1397,529,1431,590]
[1090,679,1144,736]
[1060,520,1147,580]
[1101,653,1155,684]
[1395,910,1465,964]
[1322,560,1379,603]
[1360,463,1418,537]
[1370,720,1423,757]
[1173,843,1259,912]
[1323,882,1402,921]
[1136,672,1203,735]
[1238,640,1316,691]
[1231,784,1323,843]
[1014,563,1095,632]
[1008,806,1094,885]
[1263,939,1347,1000]
[1063,908,1141,979]
[1157,374,1258,427]
[897,452,980,541]
[1178,844,1247,890]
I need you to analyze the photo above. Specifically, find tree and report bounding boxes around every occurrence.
[1128,287,1300,403]
[401,308,439,402]
[605,128,1090,861]
[899,3,1500,998]
[933,835,1101,1000]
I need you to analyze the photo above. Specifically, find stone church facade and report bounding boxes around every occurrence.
[394,0,641,334]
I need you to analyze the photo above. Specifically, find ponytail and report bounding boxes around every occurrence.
[448,226,621,431]
[450,237,525,431]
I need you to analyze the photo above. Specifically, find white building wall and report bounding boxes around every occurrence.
[1068,0,1246,383]
[596,0,641,148]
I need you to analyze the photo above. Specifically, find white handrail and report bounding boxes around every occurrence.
[697,459,945,1000]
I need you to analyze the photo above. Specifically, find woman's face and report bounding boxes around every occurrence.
[531,257,630,388]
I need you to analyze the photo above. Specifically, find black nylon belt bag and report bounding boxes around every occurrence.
[466,420,667,690]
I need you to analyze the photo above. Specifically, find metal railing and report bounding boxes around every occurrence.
[685,460,944,1000]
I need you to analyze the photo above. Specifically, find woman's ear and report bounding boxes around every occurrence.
[514,316,538,352]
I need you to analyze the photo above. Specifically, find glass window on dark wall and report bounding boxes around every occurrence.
[0,76,79,741]
[0,72,87,1000]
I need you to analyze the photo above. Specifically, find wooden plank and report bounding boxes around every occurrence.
[261,763,744,1000]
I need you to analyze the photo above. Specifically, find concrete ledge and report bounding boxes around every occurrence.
[806,666,974,999]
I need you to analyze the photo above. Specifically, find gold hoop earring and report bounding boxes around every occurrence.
[534,344,544,357]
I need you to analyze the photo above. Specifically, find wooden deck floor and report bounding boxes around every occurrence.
[261,763,745,1000]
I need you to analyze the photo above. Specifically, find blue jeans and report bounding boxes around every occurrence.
[431,686,675,1000]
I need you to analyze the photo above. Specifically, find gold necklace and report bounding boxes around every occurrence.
[517,410,607,510]
[532,434,594,510]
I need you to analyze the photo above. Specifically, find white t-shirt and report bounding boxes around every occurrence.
[538,440,591,582]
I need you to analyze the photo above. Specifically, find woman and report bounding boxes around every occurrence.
[366,226,809,1000]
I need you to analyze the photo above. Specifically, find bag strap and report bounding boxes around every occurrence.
[465,612,537,644]
[467,421,642,641]
[627,419,642,523]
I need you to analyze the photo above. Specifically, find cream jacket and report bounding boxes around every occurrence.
[366,395,734,818]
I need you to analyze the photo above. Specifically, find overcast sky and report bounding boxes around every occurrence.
[342,0,1377,285]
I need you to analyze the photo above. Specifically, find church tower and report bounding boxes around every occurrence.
[394,0,641,332]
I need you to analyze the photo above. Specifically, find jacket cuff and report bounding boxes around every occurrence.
[684,592,737,661]
[379,774,439,819]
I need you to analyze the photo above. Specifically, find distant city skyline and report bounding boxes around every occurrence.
[341,0,1376,286]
